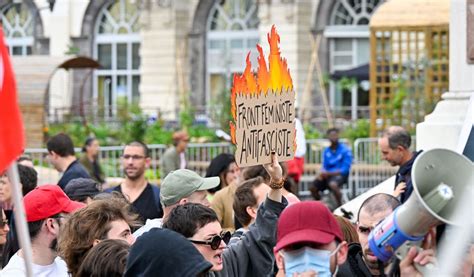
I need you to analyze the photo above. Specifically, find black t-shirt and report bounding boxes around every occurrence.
[58,160,91,190]
[112,183,163,222]
[338,243,401,277]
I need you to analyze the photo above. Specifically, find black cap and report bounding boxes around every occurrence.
[64,178,100,201]
[125,228,212,277]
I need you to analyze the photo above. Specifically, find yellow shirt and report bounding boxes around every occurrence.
[211,184,237,232]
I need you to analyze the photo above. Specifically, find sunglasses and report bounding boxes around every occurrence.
[0,219,8,228]
[189,231,231,250]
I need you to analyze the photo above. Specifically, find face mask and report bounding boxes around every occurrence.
[283,245,340,277]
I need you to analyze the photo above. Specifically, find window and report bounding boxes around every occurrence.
[206,0,259,105]
[94,0,140,117]
[325,0,382,118]
[328,0,382,70]
[1,3,34,56]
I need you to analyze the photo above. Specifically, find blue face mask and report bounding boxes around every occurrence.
[283,246,340,277]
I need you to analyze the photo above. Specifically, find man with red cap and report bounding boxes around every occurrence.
[274,201,348,276]
[2,185,85,276]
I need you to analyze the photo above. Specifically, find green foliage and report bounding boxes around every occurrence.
[178,89,194,131]
[338,77,358,91]
[47,120,88,146]
[209,88,232,133]
[321,73,331,87]
[392,81,407,110]
[116,101,147,143]
[47,103,221,147]
[65,43,80,55]
[188,125,218,142]
[88,123,117,145]
[179,107,194,131]
[145,168,160,181]
[303,123,323,139]
[341,119,370,143]
[144,121,173,145]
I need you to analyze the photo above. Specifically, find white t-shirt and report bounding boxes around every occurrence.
[1,253,69,277]
[133,218,163,238]
[179,152,186,169]
[294,118,307,158]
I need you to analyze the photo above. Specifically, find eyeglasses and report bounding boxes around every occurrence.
[189,231,231,250]
[0,219,8,228]
[122,155,145,160]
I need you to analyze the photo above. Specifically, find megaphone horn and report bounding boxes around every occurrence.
[368,148,474,262]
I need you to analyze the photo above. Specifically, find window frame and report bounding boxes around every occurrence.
[93,0,141,117]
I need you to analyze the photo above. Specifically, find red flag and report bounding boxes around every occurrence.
[0,27,25,173]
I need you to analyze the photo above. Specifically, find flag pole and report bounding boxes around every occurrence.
[7,162,33,277]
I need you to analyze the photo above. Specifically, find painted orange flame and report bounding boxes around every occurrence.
[230,25,293,144]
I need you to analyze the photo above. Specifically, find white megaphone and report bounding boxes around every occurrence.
[368,148,474,262]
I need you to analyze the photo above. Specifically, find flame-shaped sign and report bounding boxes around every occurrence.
[230,25,296,167]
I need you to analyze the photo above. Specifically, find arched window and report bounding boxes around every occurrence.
[206,0,259,107]
[325,0,382,119]
[94,0,140,117]
[1,3,34,56]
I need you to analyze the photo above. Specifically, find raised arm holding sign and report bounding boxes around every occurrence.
[230,25,296,167]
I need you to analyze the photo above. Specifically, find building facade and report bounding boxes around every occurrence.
[1,0,383,123]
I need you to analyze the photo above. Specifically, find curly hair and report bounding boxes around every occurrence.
[58,198,140,277]
[17,164,37,195]
[76,239,130,277]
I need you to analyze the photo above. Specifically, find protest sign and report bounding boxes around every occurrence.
[230,25,296,167]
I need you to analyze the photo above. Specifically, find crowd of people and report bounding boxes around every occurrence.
[0,126,471,276]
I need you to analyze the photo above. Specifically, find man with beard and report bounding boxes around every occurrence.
[108,141,163,221]
[1,185,85,276]
[338,193,400,276]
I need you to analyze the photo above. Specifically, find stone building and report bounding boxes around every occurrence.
[2,0,383,125]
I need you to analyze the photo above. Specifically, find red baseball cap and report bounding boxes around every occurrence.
[274,201,343,252]
[24,185,86,222]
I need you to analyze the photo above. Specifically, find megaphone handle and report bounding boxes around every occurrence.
[396,242,437,275]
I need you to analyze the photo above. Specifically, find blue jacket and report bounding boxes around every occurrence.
[58,160,91,190]
[322,142,353,177]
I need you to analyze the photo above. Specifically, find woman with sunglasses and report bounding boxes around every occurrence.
[0,208,9,246]
[163,153,287,277]
[0,207,10,269]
